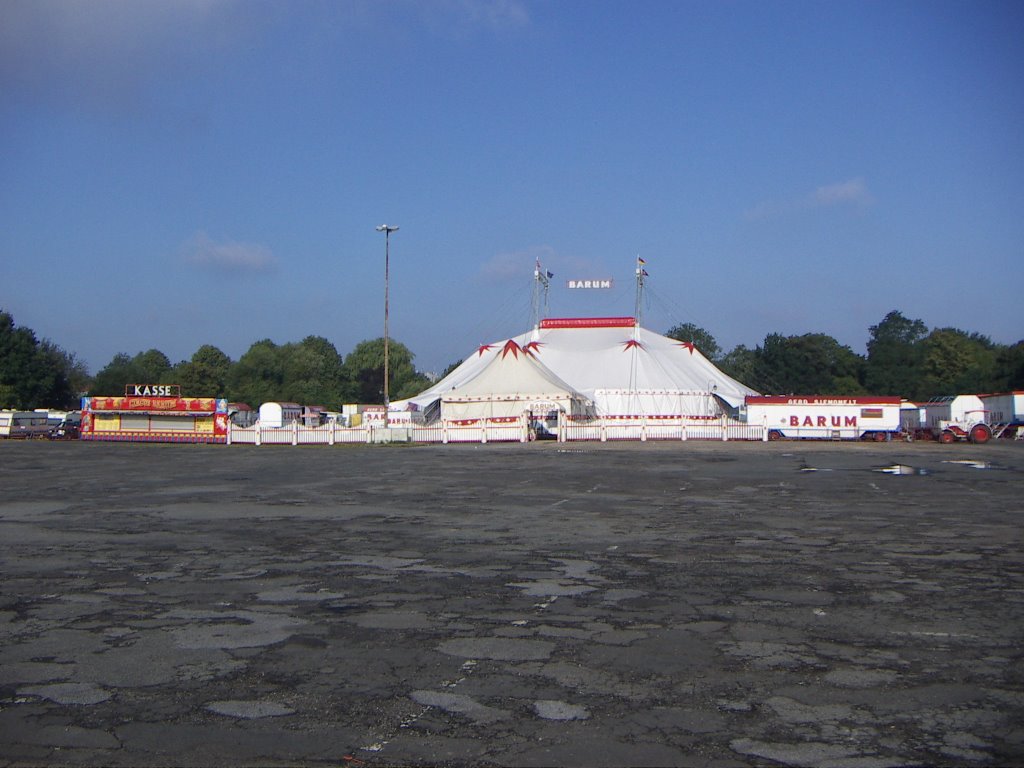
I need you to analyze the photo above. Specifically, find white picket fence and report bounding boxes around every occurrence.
[228,415,767,446]
[560,416,766,442]
[229,423,371,445]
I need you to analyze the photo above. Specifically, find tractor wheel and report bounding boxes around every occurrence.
[768,430,783,441]
[969,424,992,444]
[939,430,956,444]
[873,431,887,442]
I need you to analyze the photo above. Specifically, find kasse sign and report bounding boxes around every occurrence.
[125,384,181,397]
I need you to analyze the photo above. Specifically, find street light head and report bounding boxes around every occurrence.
[376,224,399,233]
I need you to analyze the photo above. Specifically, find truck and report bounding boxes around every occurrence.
[744,396,901,441]
[903,395,992,444]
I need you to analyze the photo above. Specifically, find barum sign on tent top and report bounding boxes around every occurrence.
[566,279,613,289]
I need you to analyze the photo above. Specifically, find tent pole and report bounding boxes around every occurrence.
[634,255,646,326]
[532,258,551,329]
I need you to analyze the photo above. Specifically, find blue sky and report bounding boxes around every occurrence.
[2,0,1022,377]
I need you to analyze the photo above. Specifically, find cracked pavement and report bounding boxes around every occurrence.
[1,440,1022,766]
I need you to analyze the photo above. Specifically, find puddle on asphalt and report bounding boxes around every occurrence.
[798,461,1003,477]
[943,460,1002,470]
[875,464,930,476]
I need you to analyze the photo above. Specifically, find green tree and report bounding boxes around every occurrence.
[90,353,136,396]
[281,335,350,408]
[342,338,429,403]
[89,349,172,396]
[865,310,928,397]
[395,370,433,400]
[227,339,286,407]
[917,328,997,399]
[176,345,233,398]
[755,333,865,395]
[34,340,78,408]
[0,310,79,408]
[134,349,173,383]
[718,344,759,389]
[665,323,722,361]
[53,346,92,399]
[993,340,1024,391]
[0,311,40,407]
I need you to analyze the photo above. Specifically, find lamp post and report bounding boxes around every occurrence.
[376,224,398,423]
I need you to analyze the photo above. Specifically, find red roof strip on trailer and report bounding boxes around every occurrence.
[540,317,636,329]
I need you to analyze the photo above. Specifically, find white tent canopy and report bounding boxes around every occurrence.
[396,317,758,421]
[438,339,592,421]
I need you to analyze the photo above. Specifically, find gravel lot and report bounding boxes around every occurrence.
[1,439,1022,766]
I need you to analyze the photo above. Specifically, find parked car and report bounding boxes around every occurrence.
[48,412,82,440]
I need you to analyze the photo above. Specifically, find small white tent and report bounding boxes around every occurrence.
[439,339,592,421]
[397,317,757,421]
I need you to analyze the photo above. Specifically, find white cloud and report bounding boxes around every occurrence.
[743,199,791,222]
[454,0,530,28]
[182,232,276,273]
[416,0,530,34]
[746,177,873,221]
[812,178,873,207]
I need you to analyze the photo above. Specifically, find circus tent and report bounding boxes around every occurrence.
[396,316,758,421]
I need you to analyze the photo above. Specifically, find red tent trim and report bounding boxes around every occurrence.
[541,317,636,329]
[501,339,525,359]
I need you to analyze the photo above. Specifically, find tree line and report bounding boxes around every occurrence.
[0,309,432,411]
[2,307,1021,411]
[669,310,1024,400]
[0,311,90,410]
[87,336,434,412]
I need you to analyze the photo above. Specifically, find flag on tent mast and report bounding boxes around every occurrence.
[634,255,648,326]
[532,258,552,330]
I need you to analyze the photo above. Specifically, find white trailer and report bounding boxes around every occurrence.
[258,402,302,428]
[900,400,925,434]
[744,396,901,441]
[913,395,992,444]
[979,391,1024,438]
[0,410,52,438]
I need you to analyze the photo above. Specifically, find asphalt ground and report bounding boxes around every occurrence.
[0,439,1022,767]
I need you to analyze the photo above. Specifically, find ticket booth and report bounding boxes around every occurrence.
[81,384,228,443]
